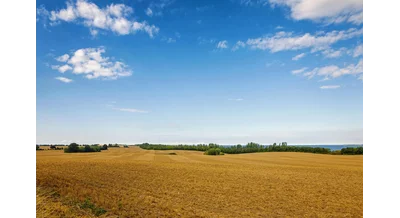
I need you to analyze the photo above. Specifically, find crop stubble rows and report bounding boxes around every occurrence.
[37,147,363,217]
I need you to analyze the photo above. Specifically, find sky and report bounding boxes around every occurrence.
[36,0,363,145]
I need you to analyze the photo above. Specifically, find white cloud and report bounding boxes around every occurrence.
[232,41,246,51]
[292,52,306,60]
[275,25,284,29]
[320,85,340,89]
[228,98,244,101]
[90,28,98,36]
[58,64,73,73]
[291,67,307,74]
[303,59,363,79]
[55,77,73,83]
[321,47,347,58]
[318,77,331,82]
[52,47,132,80]
[244,28,362,53]
[217,40,228,49]
[347,12,363,25]
[113,107,148,113]
[147,0,175,16]
[56,54,70,62]
[352,44,363,57]
[269,0,363,25]
[44,0,159,37]
[145,8,153,17]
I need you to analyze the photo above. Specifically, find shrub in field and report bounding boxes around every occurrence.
[204,148,223,155]
[101,144,108,150]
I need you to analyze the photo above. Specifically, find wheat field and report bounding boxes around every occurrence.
[36,147,363,217]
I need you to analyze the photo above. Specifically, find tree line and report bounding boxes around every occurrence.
[138,142,363,155]
[63,143,108,153]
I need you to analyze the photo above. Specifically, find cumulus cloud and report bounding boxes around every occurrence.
[243,28,362,53]
[292,53,306,60]
[58,64,73,73]
[269,0,363,25]
[52,47,132,80]
[40,0,159,37]
[56,54,70,62]
[55,77,73,83]
[320,85,340,89]
[321,47,347,58]
[228,98,244,101]
[232,41,246,51]
[216,40,228,49]
[352,44,363,57]
[303,59,363,79]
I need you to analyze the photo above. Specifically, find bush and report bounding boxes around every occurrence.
[204,148,222,155]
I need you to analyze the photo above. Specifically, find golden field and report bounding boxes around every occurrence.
[37,147,363,217]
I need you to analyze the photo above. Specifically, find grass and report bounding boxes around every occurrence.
[37,147,363,217]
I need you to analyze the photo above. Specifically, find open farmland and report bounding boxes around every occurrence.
[36,146,363,217]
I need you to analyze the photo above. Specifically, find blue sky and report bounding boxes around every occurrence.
[36,0,363,145]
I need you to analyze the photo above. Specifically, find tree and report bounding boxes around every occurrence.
[68,143,79,152]
[36,145,40,150]
[102,144,108,150]
[84,145,92,152]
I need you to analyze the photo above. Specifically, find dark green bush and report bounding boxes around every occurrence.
[204,148,222,155]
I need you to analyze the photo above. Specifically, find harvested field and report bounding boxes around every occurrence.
[36,147,363,217]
